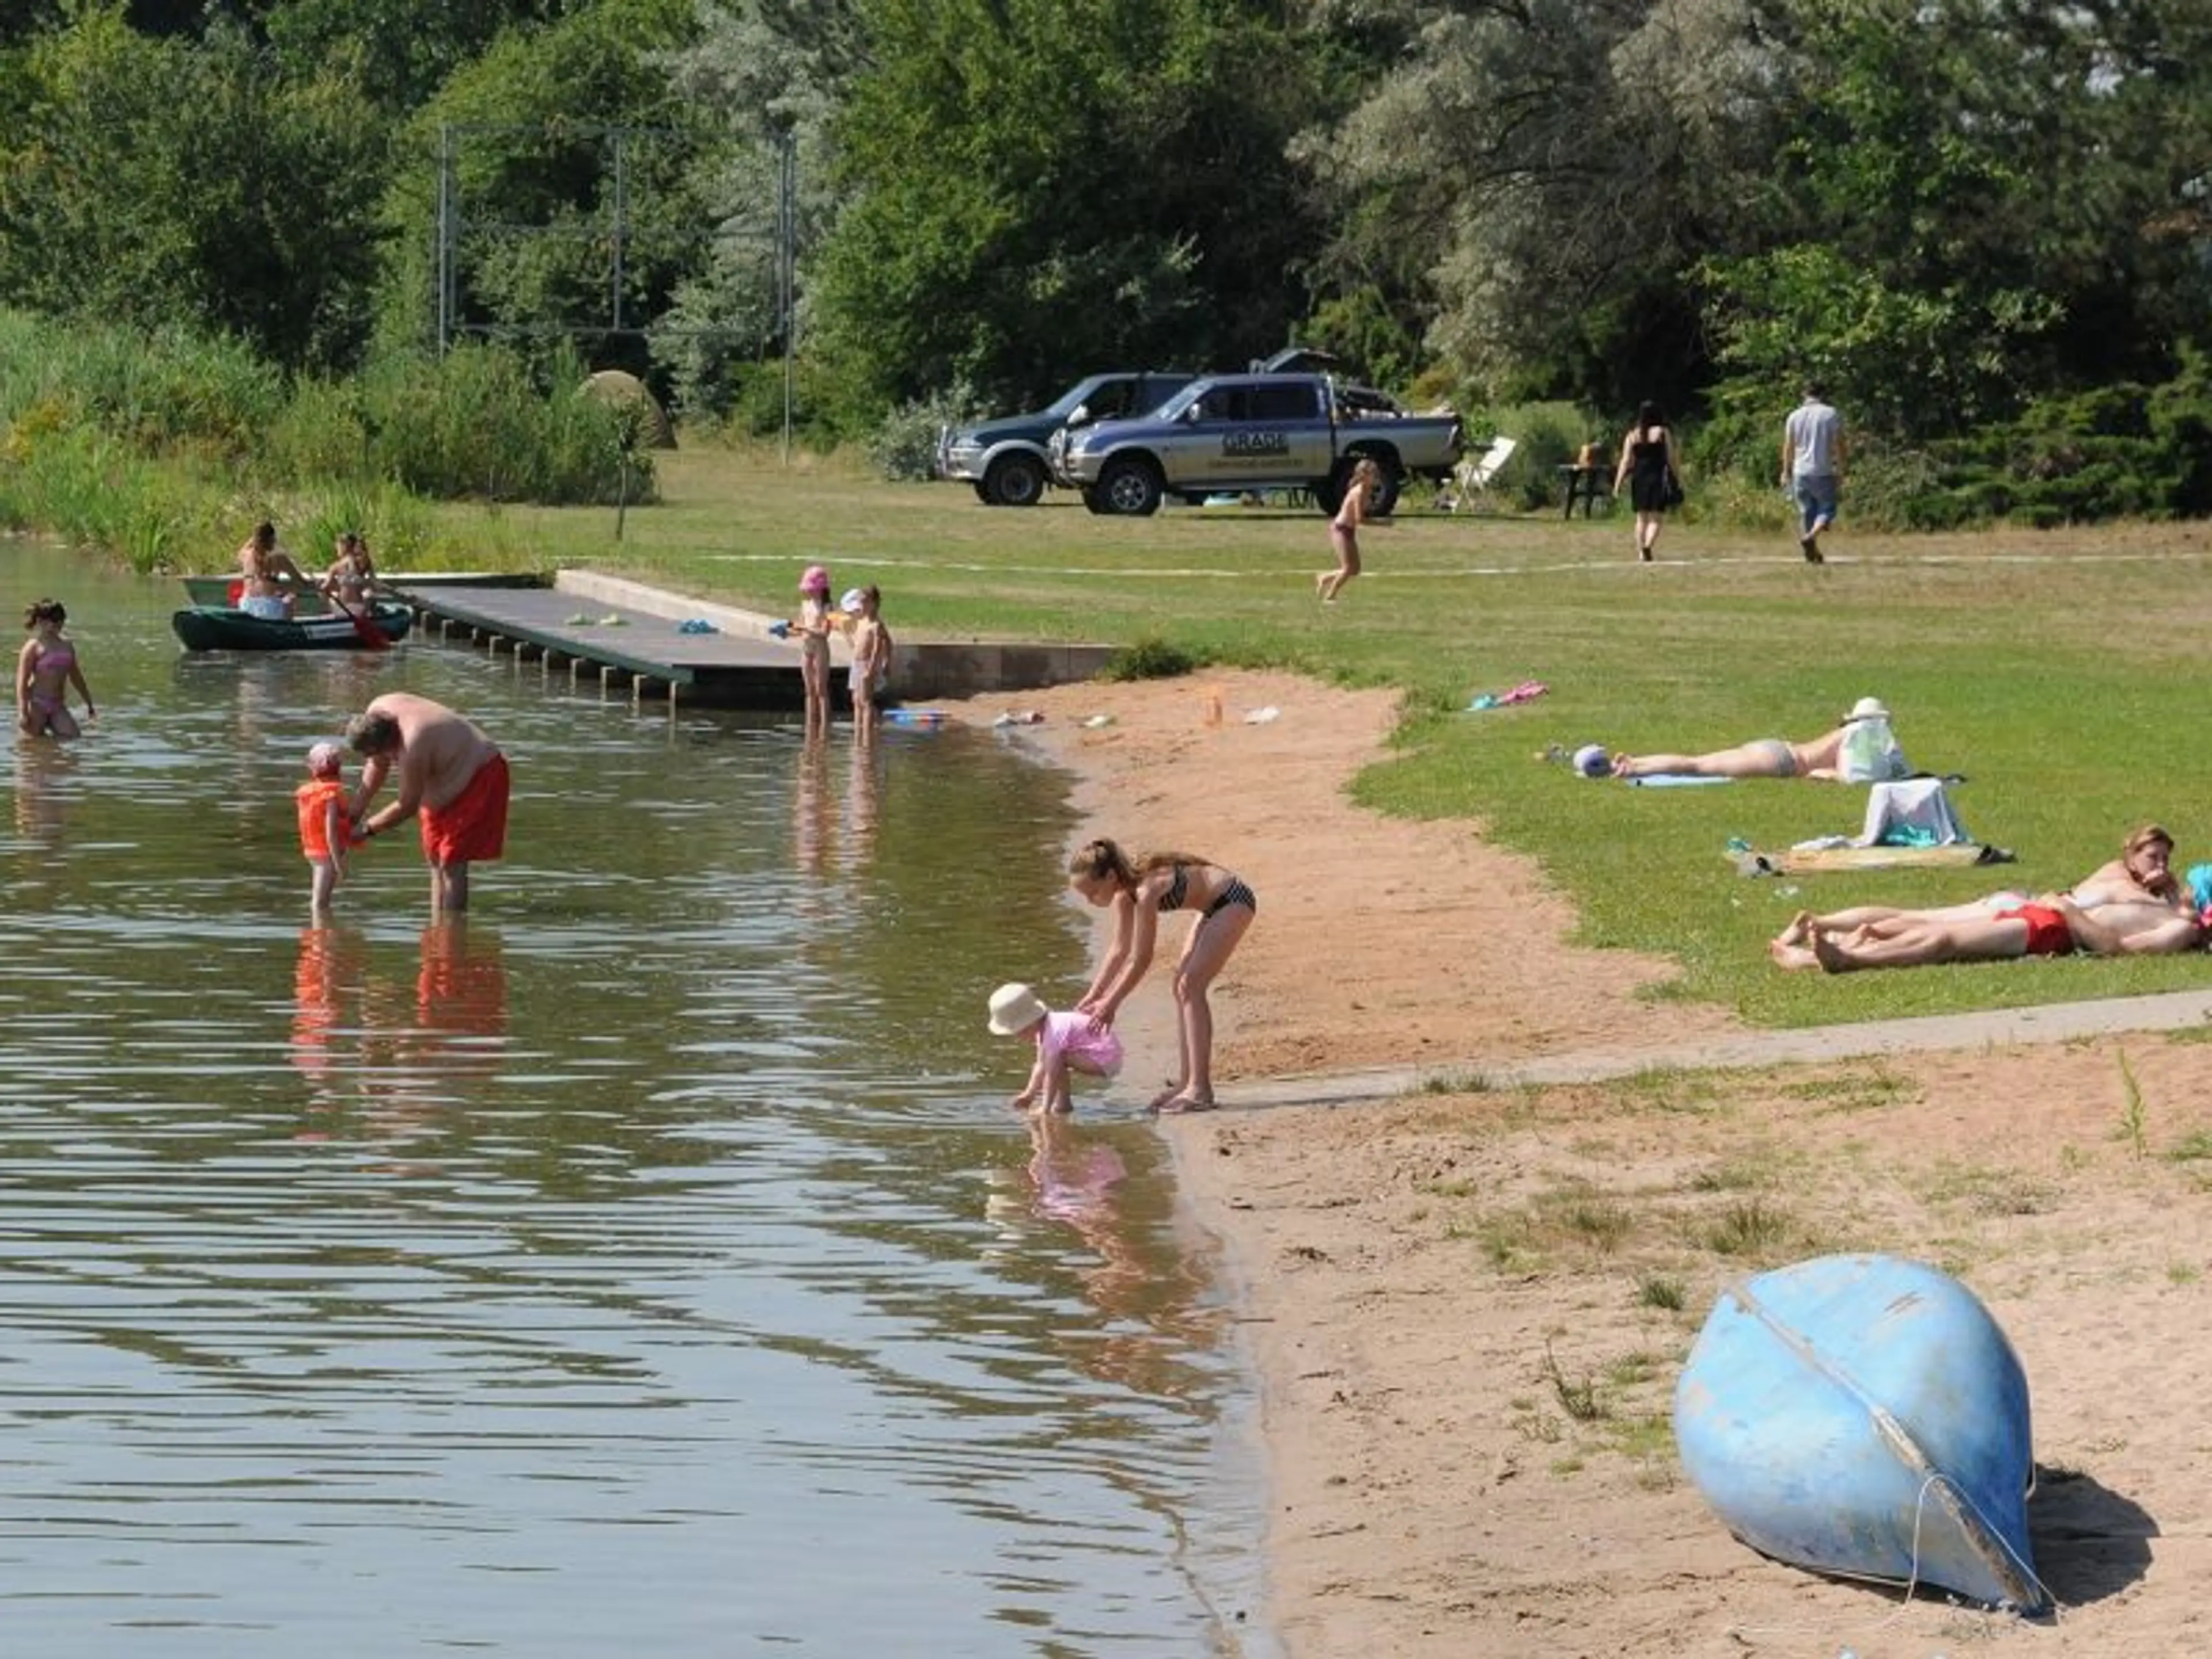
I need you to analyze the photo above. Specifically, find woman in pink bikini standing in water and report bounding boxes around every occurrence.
[16,599,96,739]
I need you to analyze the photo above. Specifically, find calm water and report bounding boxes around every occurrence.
[0,547,1268,1655]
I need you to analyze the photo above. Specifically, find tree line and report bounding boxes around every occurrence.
[4,0,2210,520]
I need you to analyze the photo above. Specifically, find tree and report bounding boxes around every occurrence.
[372,0,709,373]
[810,0,1330,422]
[0,7,391,370]
[648,0,862,423]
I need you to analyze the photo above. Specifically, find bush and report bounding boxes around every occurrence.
[870,381,980,482]
[1100,636,1199,681]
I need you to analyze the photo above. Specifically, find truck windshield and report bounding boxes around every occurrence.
[1046,377,1109,421]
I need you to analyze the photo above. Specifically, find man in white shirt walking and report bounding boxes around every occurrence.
[1780,382,1844,564]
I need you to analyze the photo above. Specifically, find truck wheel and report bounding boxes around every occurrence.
[1081,487,1106,515]
[983,453,1047,507]
[1096,457,1164,517]
[971,482,993,503]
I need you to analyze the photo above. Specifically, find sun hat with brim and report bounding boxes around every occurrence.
[1845,696,1891,724]
[306,741,344,777]
[987,982,1050,1036]
[800,564,830,593]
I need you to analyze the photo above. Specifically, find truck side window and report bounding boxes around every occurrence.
[1251,384,1318,421]
[1091,382,1132,419]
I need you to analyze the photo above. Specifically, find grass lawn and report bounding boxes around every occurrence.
[440,442,2212,1030]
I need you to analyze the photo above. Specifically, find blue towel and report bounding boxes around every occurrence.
[1626,774,1734,788]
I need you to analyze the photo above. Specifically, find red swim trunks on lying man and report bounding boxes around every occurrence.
[419,752,510,865]
[1997,901,2072,957]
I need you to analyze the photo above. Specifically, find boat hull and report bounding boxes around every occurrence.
[171,604,415,653]
[1673,1253,2044,1611]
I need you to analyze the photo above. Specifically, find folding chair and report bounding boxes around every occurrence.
[1439,435,1517,512]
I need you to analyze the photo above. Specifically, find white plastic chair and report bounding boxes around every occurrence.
[1440,435,1517,512]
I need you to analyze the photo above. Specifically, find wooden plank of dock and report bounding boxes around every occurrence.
[396,582,822,710]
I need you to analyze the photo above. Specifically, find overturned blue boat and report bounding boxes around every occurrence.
[1673,1253,2046,1612]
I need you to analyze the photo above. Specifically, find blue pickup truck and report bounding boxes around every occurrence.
[1049,372,1464,517]
[935,370,1195,506]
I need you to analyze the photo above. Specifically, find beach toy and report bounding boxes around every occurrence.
[767,619,790,639]
[676,618,719,635]
[885,708,946,728]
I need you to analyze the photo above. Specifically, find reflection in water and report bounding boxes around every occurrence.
[8,739,74,854]
[290,921,369,1123]
[792,731,831,878]
[843,727,881,873]
[995,1112,1225,1402]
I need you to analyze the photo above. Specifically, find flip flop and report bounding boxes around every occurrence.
[1156,1094,1217,1115]
[1146,1083,1188,1112]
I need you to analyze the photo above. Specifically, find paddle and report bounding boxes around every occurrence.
[327,585,393,650]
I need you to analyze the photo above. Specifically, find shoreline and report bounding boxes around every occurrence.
[941,666,2212,1657]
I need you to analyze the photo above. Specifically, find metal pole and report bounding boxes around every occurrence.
[779,128,796,467]
[611,128,627,335]
[436,123,454,353]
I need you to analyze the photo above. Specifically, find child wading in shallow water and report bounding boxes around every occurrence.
[989,982,1124,1115]
[796,565,833,737]
[296,741,356,913]
[17,599,96,738]
[1067,836,1256,1113]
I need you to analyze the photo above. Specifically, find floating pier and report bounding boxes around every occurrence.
[393,570,1116,710]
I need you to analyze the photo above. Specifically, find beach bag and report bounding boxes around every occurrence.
[1838,715,1906,783]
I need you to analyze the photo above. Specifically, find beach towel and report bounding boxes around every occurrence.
[1728,842,2014,877]
[1627,774,1734,788]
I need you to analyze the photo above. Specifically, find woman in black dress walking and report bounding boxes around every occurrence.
[1612,400,1679,562]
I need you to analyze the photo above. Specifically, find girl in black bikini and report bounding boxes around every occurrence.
[1067,837,1256,1113]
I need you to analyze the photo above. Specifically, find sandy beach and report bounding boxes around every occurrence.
[950,667,2212,1659]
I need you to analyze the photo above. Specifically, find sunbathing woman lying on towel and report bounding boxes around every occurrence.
[1769,890,2202,974]
[1611,696,1896,781]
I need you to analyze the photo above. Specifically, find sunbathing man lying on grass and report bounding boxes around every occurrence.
[1769,824,2194,973]
[1770,888,2202,974]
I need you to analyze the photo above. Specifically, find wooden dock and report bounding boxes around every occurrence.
[396,582,819,709]
[388,570,1120,711]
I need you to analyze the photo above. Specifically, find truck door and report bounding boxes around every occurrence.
[1251,380,1331,480]
[1181,383,1251,483]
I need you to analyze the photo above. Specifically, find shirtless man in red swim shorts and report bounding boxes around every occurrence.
[345,692,509,916]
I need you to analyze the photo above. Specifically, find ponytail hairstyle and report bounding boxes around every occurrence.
[1069,836,1138,890]
[23,598,65,628]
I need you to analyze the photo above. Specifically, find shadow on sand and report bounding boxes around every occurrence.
[2028,1464,2155,1607]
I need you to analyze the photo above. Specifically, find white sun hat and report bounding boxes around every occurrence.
[987,982,1050,1036]
[1846,696,1892,724]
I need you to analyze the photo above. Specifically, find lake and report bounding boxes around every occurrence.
[0,546,1271,1656]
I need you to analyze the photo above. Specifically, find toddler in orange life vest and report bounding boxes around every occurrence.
[296,741,359,914]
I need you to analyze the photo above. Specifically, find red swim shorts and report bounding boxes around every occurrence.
[2003,901,2072,957]
[419,753,510,865]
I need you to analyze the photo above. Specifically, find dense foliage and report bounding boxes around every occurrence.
[1,0,2210,521]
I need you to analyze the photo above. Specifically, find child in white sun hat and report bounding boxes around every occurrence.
[988,982,1124,1115]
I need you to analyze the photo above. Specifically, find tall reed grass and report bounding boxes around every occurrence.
[0,310,650,571]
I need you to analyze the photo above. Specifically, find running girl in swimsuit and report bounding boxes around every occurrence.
[17,599,96,739]
[1068,836,1257,1113]
[796,564,834,738]
[1317,457,1381,604]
